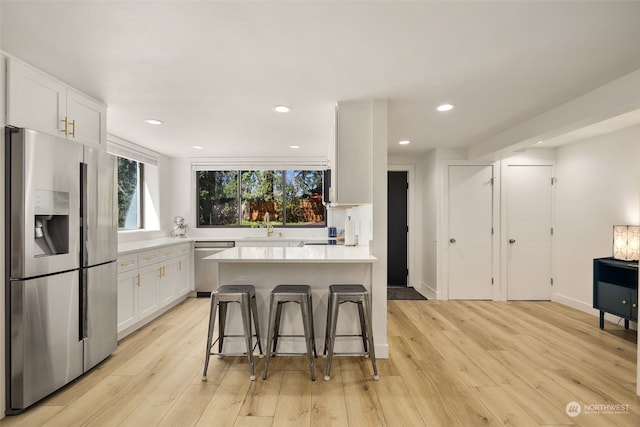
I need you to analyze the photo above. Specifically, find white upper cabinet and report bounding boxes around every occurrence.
[327,101,373,205]
[6,57,106,148]
[66,88,106,147]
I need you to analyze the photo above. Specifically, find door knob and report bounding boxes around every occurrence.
[449,238,456,243]
[509,239,516,244]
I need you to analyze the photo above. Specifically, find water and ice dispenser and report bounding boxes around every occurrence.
[33,189,70,257]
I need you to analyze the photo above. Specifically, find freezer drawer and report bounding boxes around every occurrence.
[84,262,117,370]
[8,270,84,412]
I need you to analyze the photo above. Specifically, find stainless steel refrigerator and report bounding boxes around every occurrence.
[5,127,118,414]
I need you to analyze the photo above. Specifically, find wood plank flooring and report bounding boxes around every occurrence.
[1,298,638,426]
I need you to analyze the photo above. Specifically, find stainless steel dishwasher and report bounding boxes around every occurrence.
[194,241,235,297]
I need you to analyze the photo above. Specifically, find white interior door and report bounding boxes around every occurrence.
[448,165,494,300]
[506,165,553,300]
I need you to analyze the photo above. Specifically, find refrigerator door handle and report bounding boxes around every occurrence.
[81,269,88,339]
[80,162,88,266]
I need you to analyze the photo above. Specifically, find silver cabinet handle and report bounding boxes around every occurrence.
[449,238,456,243]
[509,239,516,244]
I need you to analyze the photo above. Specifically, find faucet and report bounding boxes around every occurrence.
[264,212,274,237]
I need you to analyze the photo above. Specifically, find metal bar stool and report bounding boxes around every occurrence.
[202,285,263,381]
[323,284,379,381]
[262,284,317,381]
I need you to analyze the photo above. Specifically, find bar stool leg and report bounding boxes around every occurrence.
[272,301,284,353]
[357,301,369,355]
[218,301,228,353]
[239,293,257,381]
[262,293,278,380]
[323,292,333,357]
[362,293,379,380]
[250,294,264,357]
[309,294,318,357]
[202,294,218,381]
[300,296,316,381]
[324,292,339,381]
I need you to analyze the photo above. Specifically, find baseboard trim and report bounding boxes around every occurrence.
[553,292,638,330]
[415,282,437,300]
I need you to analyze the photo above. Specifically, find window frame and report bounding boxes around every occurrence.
[117,156,146,230]
[196,169,326,228]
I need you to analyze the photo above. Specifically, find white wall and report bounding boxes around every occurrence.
[417,149,438,298]
[370,100,388,357]
[553,125,640,314]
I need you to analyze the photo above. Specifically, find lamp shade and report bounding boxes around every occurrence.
[613,225,640,261]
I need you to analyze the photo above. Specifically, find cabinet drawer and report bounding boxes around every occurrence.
[158,246,178,260]
[137,249,160,267]
[173,243,191,256]
[596,282,633,318]
[159,243,191,260]
[117,254,138,274]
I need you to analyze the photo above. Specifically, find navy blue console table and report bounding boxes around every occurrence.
[593,257,638,329]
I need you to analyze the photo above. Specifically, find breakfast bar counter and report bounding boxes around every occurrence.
[209,245,378,263]
[206,246,383,356]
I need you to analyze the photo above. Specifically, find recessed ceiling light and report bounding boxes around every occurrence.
[192,145,204,150]
[289,145,300,149]
[274,105,291,113]
[536,140,544,144]
[399,140,411,145]
[144,119,164,125]
[436,104,454,112]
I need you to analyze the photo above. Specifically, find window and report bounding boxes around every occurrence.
[197,170,325,227]
[197,170,239,226]
[117,157,144,229]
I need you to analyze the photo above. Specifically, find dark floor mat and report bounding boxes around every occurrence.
[387,287,427,300]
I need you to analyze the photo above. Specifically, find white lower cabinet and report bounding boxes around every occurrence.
[174,256,190,296]
[117,242,192,338]
[138,263,161,319]
[117,269,139,332]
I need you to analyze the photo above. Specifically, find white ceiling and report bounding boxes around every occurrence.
[2,1,640,159]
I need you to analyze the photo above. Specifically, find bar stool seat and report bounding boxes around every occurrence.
[262,284,317,381]
[202,284,263,381]
[323,284,379,381]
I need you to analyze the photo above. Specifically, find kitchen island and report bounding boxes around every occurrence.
[206,245,386,356]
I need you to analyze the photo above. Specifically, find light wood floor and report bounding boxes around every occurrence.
[1,298,638,427]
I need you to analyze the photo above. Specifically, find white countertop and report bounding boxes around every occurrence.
[206,245,378,263]
[118,237,193,254]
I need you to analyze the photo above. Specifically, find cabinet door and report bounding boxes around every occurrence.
[158,261,177,307]
[66,89,107,148]
[7,58,66,137]
[174,255,190,296]
[335,101,372,204]
[117,270,139,332]
[138,264,160,319]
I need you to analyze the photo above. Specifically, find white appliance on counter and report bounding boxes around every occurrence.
[171,216,188,237]
[194,241,235,296]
